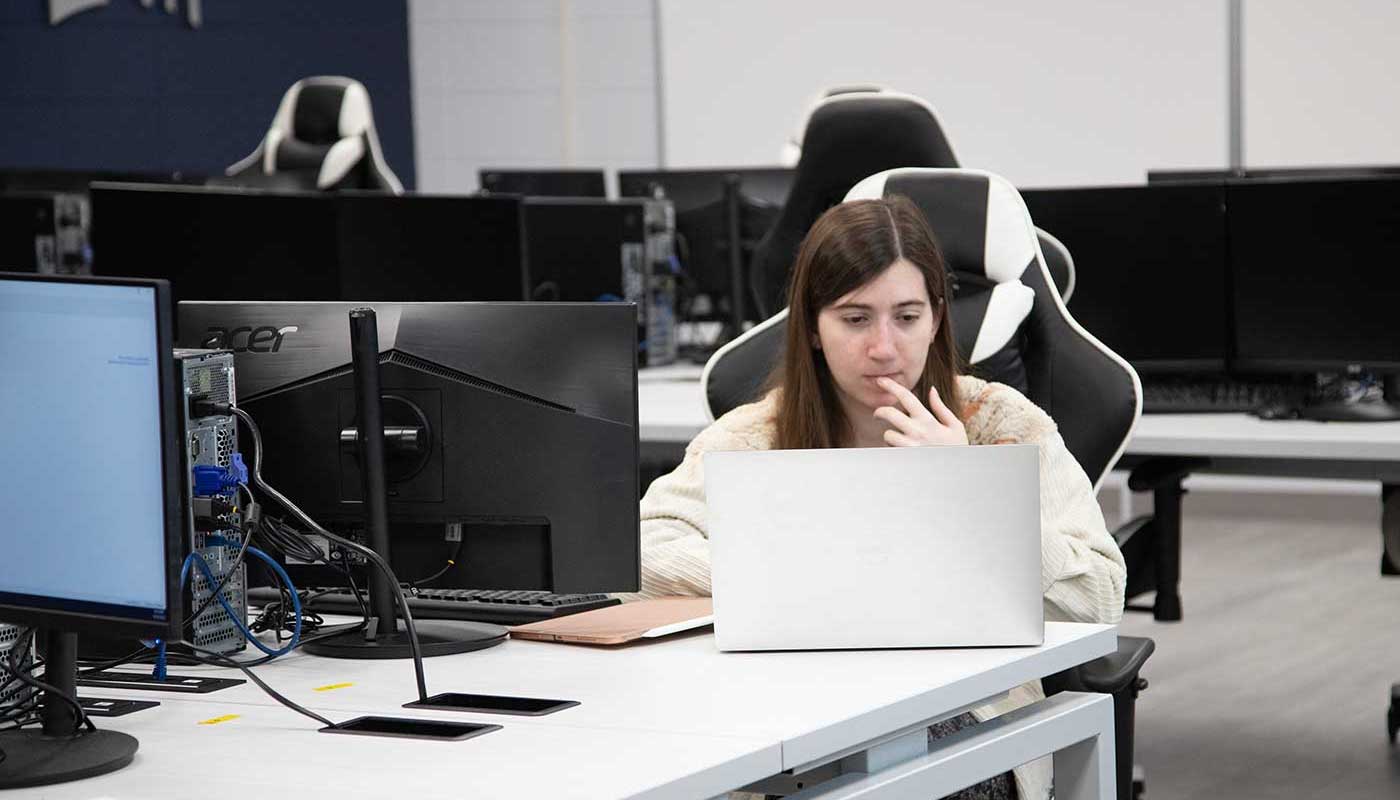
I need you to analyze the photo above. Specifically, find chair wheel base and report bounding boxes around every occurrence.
[1132,764,1147,800]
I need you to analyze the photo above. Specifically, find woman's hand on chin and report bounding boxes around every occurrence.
[872,377,969,448]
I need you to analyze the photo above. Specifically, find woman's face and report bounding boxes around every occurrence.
[814,259,939,416]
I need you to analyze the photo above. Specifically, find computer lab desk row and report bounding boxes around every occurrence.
[637,366,1400,539]
[47,623,1117,799]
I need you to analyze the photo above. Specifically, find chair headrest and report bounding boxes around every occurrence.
[793,92,960,209]
[847,168,1036,285]
[276,77,373,145]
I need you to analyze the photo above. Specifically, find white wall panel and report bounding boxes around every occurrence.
[658,0,1229,187]
[1243,0,1400,167]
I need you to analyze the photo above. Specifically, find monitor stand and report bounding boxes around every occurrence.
[301,307,506,661]
[1298,375,1400,422]
[1297,398,1400,422]
[0,630,137,789]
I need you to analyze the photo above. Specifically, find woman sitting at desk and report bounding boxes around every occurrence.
[632,196,1126,800]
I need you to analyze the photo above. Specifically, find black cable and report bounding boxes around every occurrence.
[179,642,334,728]
[410,539,464,589]
[229,405,430,702]
[2,628,92,735]
[185,519,253,629]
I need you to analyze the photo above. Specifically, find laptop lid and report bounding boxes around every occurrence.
[706,444,1042,651]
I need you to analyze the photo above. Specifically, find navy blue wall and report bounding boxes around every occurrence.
[0,1,415,188]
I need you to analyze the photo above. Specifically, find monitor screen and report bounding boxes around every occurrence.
[0,276,177,632]
[1021,184,1229,374]
[1228,177,1400,372]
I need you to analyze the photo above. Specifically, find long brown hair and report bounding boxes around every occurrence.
[772,195,964,449]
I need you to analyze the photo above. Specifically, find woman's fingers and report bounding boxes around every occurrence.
[927,384,961,428]
[877,377,933,419]
[873,404,918,435]
[883,428,917,447]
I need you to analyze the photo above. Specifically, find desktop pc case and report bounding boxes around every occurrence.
[0,624,34,716]
[174,349,247,655]
[0,193,88,275]
[178,302,641,595]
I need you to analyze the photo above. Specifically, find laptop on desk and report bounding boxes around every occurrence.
[705,444,1043,652]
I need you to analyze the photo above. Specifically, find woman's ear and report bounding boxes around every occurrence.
[810,331,822,350]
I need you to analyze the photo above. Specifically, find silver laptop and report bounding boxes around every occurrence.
[705,444,1043,652]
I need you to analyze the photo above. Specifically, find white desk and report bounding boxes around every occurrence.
[52,623,1116,799]
[638,372,1400,470]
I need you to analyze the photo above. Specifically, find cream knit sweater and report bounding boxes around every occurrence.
[628,374,1127,800]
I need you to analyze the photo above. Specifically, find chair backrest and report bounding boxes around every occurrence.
[779,84,893,166]
[753,90,1074,316]
[704,168,1139,489]
[749,91,959,319]
[225,76,404,194]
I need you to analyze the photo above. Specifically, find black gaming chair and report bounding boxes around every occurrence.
[703,168,1153,800]
[751,90,1074,319]
[225,76,404,194]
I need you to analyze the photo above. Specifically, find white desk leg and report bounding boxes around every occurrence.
[1052,710,1116,800]
[782,692,1115,800]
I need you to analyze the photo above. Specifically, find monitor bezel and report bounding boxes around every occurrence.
[0,272,184,639]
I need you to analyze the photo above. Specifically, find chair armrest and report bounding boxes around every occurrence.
[1041,636,1156,696]
[1076,635,1155,693]
[1127,457,1210,492]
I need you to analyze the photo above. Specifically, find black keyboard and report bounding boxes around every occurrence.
[1142,379,1306,414]
[246,586,620,626]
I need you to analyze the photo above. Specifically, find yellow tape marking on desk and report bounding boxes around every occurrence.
[313,682,354,692]
[197,714,241,726]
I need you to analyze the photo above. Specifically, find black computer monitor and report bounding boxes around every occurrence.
[618,168,793,328]
[1227,176,1400,375]
[335,192,529,301]
[619,167,795,209]
[0,168,203,195]
[89,185,531,307]
[1020,183,1230,374]
[0,273,184,788]
[89,183,341,305]
[521,197,645,302]
[1148,165,1400,184]
[478,169,606,198]
[177,301,640,595]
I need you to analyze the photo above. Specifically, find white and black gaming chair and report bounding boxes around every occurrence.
[758,90,1076,319]
[779,84,893,166]
[702,168,1151,800]
[225,76,404,194]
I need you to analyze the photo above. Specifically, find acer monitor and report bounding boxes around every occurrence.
[177,301,640,594]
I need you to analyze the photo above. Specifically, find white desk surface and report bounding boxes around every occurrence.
[637,370,1400,462]
[1128,412,1400,461]
[57,623,1114,799]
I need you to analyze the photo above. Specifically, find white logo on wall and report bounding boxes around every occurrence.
[49,0,203,29]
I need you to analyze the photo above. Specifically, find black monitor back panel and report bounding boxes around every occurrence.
[90,183,340,305]
[1021,183,1230,374]
[89,185,529,310]
[177,301,639,594]
[522,198,644,302]
[479,169,606,198]
[618,168,795,210]
[1227,177,1400,373]
[336,192,528,302]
